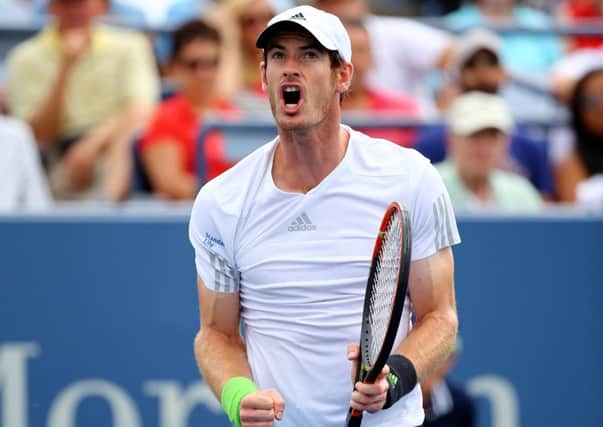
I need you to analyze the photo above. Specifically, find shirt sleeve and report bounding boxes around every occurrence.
[410,163,461,261]
[188,186,240,293]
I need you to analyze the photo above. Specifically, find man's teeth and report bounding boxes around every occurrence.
[283,86,300,107]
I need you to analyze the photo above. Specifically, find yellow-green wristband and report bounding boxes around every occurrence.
[221,377,257,427]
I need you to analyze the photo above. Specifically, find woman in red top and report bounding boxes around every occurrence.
[139,20,237,200]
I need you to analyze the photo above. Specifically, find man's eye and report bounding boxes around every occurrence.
[303,51,318,59]
[271,51,284,60]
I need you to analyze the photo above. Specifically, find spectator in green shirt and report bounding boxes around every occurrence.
[437,92,542,211]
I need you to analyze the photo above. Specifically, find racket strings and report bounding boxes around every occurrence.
[365,212,402,366]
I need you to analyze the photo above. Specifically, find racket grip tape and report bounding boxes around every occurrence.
[346,407,363,427]
[383,354,417,409]
[220,376,257,427]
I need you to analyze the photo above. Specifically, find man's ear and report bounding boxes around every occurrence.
[260,60,267,91]
[337,62,354,94]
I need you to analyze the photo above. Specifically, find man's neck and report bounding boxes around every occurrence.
[272,119,348,194]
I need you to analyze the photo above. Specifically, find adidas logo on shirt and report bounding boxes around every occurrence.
[289,12,305,20]
[288,213,316,232]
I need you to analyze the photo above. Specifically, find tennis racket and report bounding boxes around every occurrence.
[345,202,412,427]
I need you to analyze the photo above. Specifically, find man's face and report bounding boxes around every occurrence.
[261,31,351,131]
[450,128,508,180]
[49,0,102,30]
[460,49,505,94]
[173,38,220,97]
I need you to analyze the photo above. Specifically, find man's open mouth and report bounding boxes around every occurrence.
[282,85,301,108]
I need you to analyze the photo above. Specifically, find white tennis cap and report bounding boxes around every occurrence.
[448,92,514,136]
[256,5,352,63]
[456,28,502,69]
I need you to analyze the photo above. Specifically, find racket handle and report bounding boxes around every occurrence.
[345,408,363,427]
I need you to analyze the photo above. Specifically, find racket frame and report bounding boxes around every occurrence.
[346,202,412,427]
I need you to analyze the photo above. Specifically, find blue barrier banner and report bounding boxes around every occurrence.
[1,213,602,427]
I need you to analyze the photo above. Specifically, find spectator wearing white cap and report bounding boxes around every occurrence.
[417,29,555,199]
[437,92,542,211]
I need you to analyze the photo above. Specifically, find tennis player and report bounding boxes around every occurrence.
[189,5,460,427]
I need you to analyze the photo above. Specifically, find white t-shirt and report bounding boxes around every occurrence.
[0,116,52,211]
[189,126,460,427]
[364,15,452,117]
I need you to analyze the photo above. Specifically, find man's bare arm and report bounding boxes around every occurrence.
[194,275,253,399]
[29,29,89,146]
[395,246,458,381]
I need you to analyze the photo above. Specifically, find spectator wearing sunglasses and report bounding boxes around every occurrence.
[138,19,237,200]
[551,67,603,206]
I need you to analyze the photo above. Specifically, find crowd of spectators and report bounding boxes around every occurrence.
[0,0,602,211]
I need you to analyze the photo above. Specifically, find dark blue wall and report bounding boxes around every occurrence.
[1,213,601,427]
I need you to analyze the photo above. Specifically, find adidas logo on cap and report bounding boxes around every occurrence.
[289,12,305,20]
[288,212,316,232]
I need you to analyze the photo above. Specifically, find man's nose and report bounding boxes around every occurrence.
[282,56,300,77]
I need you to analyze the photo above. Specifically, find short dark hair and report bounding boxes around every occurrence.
[171,20,221,61]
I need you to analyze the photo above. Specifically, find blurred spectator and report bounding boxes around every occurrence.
[550,46,603,101]
[313,0,456,117]
[422,338,475,427]
[417,29,555,198]
[438,92,542,211]
[138,19,237,200]
[446,0,563,77]
[342,19,419,147]
[556,0,603,51]
[0,115,52,210]
[6,0,160,201]
[205,0,281,113]
[551,67,603,205]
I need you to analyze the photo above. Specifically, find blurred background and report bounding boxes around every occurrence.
[0,1,602,426]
